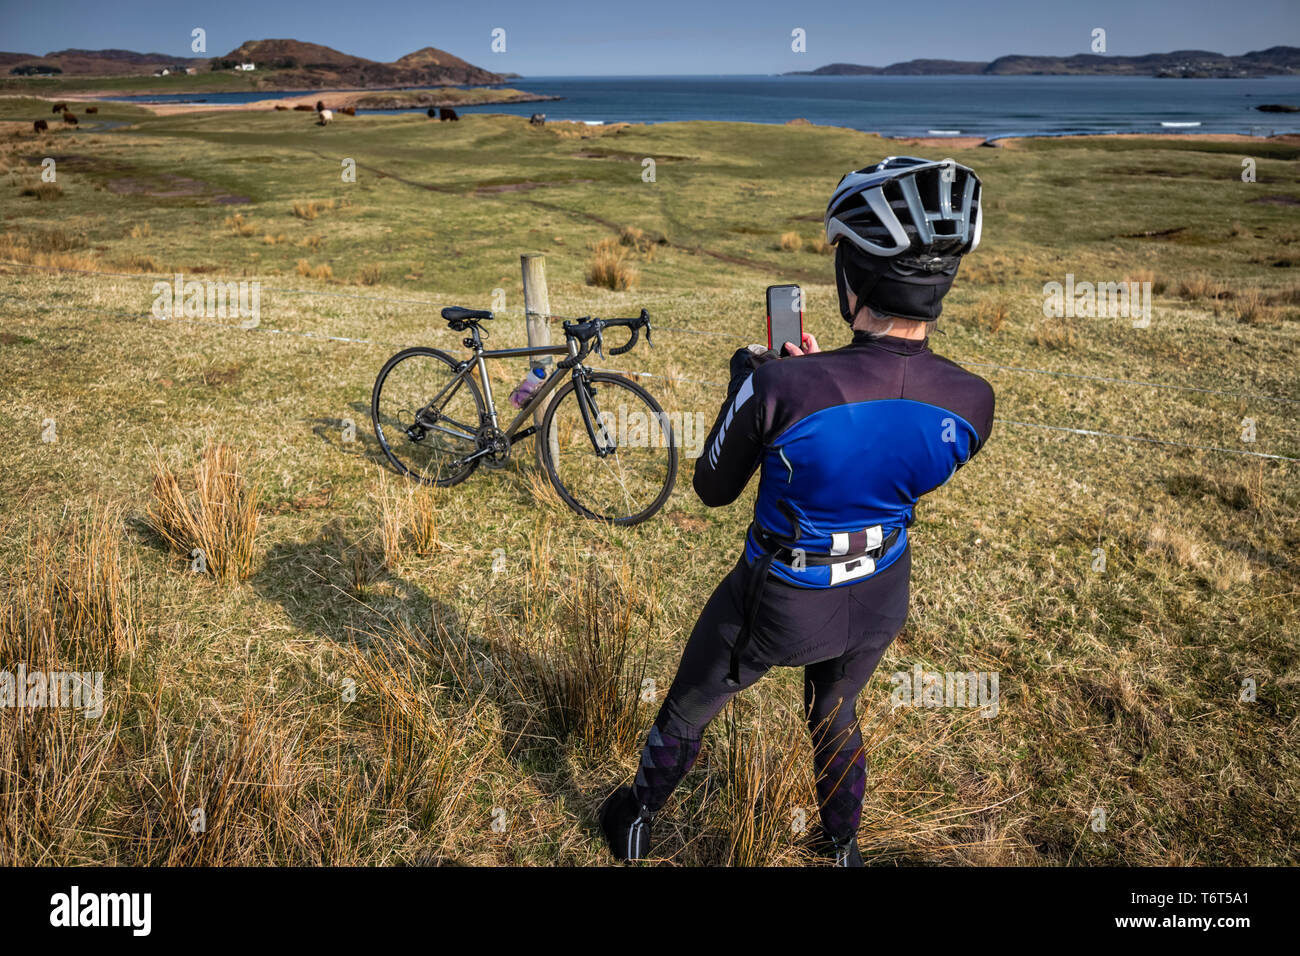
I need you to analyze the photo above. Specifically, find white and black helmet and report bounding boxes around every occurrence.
[825,156,982,274]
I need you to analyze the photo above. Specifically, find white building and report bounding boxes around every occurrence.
[236,62,256,71]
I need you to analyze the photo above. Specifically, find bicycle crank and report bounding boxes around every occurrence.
[474,425,512,469]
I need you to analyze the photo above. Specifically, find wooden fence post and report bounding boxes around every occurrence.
[520,254,560,460]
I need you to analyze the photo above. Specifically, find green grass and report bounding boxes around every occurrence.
[0,99,1298,865]
[1,70,309,94]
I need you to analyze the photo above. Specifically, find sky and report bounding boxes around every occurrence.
[1,0,1297,75]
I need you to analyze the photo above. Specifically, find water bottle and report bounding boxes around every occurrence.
[508,367,546,408]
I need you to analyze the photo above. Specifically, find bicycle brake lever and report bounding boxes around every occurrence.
[594,328,604,357]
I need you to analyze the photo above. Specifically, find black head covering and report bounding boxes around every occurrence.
[834,243,962,323]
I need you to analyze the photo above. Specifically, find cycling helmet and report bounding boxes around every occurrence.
[825,156,983,322]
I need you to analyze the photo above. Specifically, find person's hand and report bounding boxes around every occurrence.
[729,344,777,383]
[782,331,820,356]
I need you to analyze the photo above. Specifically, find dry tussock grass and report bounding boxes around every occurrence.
[19,182,62,200]
[971,293,1012,333]
[1123,268,1168,295]
[492,544,652,762]
[717,703,815,866]
[1177,272,1230,300]
[292,198,335,221]
[223,212,256,237]
[586,237,639,291]
[371,473,441,568]
[295,259,333,280]
[0,231,97,271]
[147,441,260,583]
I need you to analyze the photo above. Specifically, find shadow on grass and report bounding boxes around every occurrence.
[308,403,393,475]
[251,519,450,649]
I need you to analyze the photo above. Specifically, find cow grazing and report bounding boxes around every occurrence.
[317,109,333,125]
[439,108,459,122]
[62,112,78,125]
[52,102,68,114]
[294,104,314,112]
[85,105,98,114]
[274,104,289,111]
[33,119,48,133]
[529,113,546,126]
[339,106,356,116]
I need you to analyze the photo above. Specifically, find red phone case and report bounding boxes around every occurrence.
[766,286,803,352]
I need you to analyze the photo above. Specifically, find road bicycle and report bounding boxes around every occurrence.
[371,305,678,525]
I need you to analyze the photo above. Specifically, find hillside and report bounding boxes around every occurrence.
[3,38,507,87]
[4,47,208,75]
[792,46,1300,78]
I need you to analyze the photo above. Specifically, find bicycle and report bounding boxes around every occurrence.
[371,305,678,526]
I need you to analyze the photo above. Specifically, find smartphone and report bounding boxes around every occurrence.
[766,284,803,355]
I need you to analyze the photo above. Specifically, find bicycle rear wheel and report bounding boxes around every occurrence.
[372,347,486,486]
[538,372,677,525]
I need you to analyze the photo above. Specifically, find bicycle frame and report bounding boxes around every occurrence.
[420,324,599,453]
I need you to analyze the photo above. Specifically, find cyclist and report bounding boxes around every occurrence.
[600,157,996,866]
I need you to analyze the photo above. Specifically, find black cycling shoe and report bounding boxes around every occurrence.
[813,828,864,867]
[830,836,864,867]
[599,786,654,862]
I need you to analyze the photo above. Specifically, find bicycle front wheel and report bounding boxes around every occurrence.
[539,372,677,525]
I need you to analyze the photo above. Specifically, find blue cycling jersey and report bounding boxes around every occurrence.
[693,332,995,587]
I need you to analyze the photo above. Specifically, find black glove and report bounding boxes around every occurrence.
[727,344,778,395]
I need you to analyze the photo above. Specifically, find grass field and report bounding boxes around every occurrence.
[1,95,1298,865]
[0,73,275,95]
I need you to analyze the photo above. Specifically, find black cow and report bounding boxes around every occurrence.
[440,108,459,122]
[529,113,546,126]
[33,119,48,133]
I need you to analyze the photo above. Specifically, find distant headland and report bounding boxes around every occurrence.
[0,38,514,91]
[787,46,1300,79]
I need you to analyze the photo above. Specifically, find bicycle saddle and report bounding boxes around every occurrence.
[441,306,493,323]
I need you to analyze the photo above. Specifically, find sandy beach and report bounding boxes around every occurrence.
[20,88,556,116]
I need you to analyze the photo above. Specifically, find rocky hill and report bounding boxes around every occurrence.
[4,38,507,86]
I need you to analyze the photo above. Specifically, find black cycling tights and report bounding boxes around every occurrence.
[632,549,911,843]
